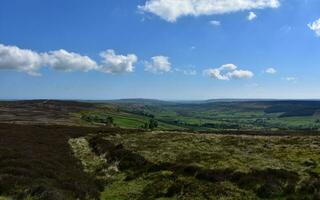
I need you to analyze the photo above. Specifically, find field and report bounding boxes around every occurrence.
[2,100,319,131]
[101,100,320,131]
[0,100,320,199]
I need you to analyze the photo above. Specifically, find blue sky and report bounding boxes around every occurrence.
[0,0,320,100]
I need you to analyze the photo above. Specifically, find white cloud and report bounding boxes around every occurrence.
[284,77,296,81]
[98,50,138,74]
[219,63,238,70]
[138,0,280,22]
[144,56,171,73]
[247,11,257,20]
[0,44,98,75]
[265,67,276,74]
[209,20,221,26]
[0,44,44,76]
[204,68,230,80]
[204,63,253,80]
[308,18,320,37]
[0,44,137,75]
[229,69,254,79]
[45,50,97,72]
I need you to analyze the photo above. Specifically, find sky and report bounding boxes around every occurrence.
[0,0,320,100]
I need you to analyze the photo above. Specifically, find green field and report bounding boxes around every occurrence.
[77,108,183,130]
[76,100,320,131]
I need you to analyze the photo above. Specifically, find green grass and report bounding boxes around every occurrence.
[101,173,152,200]
[102,132,320,174]
[111,102,320,131]
[2,122,320,199]
[3,100,320,199]
[72,101,320,131]
[90,131,320,199]
[77,110,183,130]
[0,197,12,200]
[108,113,147,128]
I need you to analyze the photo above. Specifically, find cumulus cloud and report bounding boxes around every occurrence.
[204,68,230,80]
[247,11,257,20]
[209,20,221,26]
[0,44,138,75]
[144,56,171,73]
[265,67,276,74]
[98,50,138,74]
[229,69,254,79]
[308,18,320,37]
[219,63,238,70]
[204,64,253,80]
[138,0,280,22]
[0,44,44,76]
[45,50,97,72]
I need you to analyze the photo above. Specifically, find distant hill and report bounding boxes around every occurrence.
[94,98,175,105]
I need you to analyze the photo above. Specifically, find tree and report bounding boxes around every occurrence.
[148,118,158,130]
[103,116,114,127]
[143,118,158,130]
[107,116,114,124]
[143,122,149,129]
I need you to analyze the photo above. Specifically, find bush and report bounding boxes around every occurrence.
[0,123,103,199]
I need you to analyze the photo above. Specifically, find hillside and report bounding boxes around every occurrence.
[106,100,320,131]
[1,123,320,200]
[1,100,320,131]
[1,100,320,199]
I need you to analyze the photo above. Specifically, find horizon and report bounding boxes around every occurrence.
[1,0,320,99]
[2,98,320,102]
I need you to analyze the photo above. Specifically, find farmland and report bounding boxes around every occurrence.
[90,100,320,131]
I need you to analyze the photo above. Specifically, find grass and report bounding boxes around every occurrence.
[100,173,151,200]
[106,101,320,131]
[69,137,108,175]
[100,131,320,175]
[91,131,320,199]
[4,99,318,131]
[2,100,320,199]
[1,99,320,131]
[78,110,183,130]
[0,197,12,200]
[1,123,320,199]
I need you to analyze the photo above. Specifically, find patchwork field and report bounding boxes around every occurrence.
[1,100,320,131]
[115,100,320,131]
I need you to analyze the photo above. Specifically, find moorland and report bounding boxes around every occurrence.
[0,99,320,200]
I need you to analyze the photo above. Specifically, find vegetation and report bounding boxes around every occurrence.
[0,123,102,199]
[105,100,320,131]
[93,131,320,200]
[1,99,320,131]
[1,100,320,199]
[81,113,114,126]
[79,110,182,130]
[143,118,159,130]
